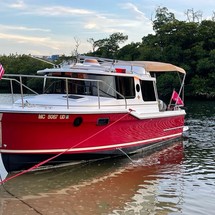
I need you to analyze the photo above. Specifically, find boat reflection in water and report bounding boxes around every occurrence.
[0,141,184,215]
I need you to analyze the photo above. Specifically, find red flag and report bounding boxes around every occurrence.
[0,63,5,80]
[171,90,184,106]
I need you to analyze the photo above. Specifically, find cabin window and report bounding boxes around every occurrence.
[45,74,116,98]
[85,74,116,98]
[115,77,135,99]
[44,73,135,100]
[140,80,156,101]
[45,80,65,94]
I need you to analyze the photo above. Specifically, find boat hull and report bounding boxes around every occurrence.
[1,138,183,172]
[0,112,185,171]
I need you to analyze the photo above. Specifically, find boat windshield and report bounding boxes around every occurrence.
[45,73,117,98]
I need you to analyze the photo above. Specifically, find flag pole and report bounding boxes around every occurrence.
[168,88,175,109]
[177,74,186,106]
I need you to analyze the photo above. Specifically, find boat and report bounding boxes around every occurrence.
[0,56,187,172]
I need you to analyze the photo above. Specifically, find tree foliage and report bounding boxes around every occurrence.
[153,6,176,32]
[0,54,52,93]
[88,32,128,58]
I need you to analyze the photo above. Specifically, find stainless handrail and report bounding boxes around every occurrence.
[1,74,127,109]
[65,78,69,109]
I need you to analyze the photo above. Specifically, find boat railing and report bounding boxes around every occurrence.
[1,74,127,109]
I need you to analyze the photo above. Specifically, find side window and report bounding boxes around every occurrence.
[115,77,135,99]
[140,80,156,101]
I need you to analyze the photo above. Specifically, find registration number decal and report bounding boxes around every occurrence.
[38,114,69,120]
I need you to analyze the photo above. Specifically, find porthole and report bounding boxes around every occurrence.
[73,117,83,127]
[136,84,140,92]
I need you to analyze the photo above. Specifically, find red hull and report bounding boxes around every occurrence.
[1,112,184,154]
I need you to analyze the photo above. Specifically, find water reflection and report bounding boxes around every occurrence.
[1,142,183,215]
[185,99,215,119]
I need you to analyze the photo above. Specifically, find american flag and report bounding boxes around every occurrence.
[0,63,5,80]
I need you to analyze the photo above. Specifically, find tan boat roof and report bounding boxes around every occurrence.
[132,61,186,74]
[109,61,186,74]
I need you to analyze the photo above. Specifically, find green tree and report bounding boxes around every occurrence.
[153,6,176,33]
[90,32,128,58]
[117,42,140,60]
[0,54,52,93]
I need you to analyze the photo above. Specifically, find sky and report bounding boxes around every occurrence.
[1,0,215,56]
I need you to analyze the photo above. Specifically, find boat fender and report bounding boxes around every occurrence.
[158,100,167,111]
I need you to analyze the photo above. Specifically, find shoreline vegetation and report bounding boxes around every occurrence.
[0,7,215,100]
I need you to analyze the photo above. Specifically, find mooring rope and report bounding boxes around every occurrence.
[117,148,135,163]
[0,111,131,185]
